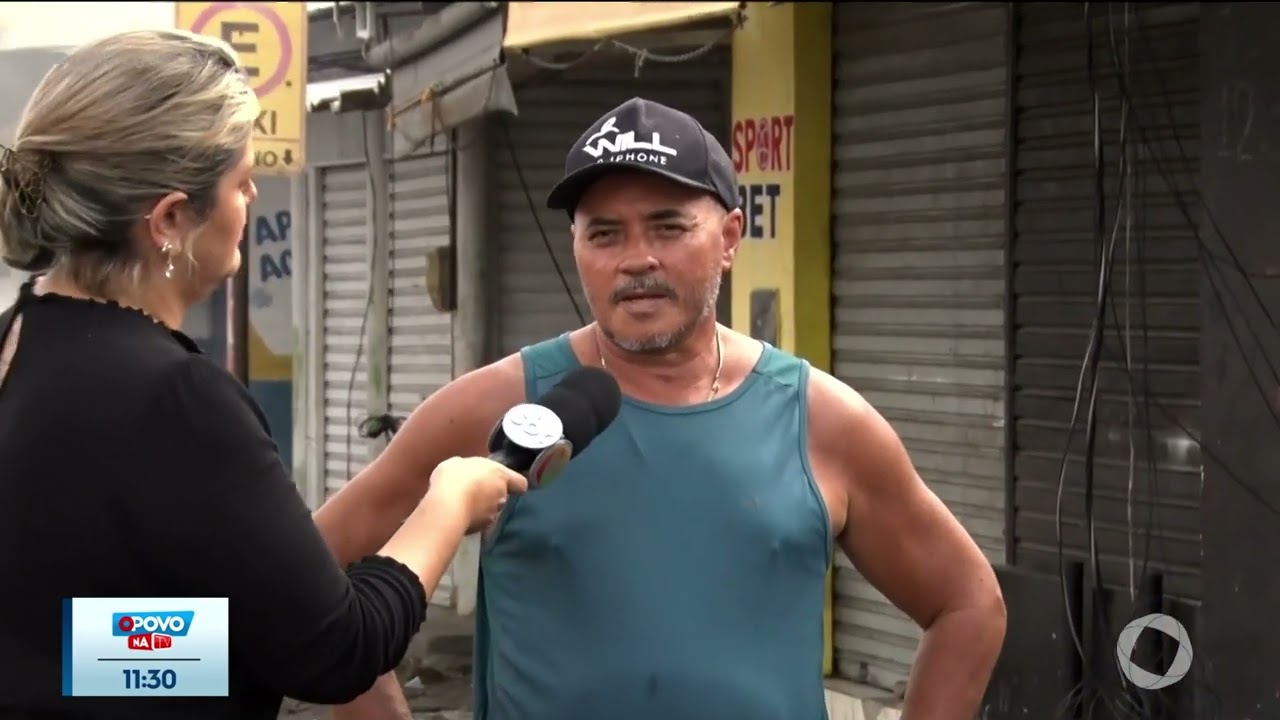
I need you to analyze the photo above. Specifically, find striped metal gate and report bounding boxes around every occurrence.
[388,150,456,604]
[830,1,1010,693]
[387,152,454,430]
[317,162,372,500]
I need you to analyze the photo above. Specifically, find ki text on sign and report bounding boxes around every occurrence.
[176,2,308,176]
[731,114,795,241]
[62,597,229,697]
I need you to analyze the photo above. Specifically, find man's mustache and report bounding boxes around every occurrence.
[610,276,677,304]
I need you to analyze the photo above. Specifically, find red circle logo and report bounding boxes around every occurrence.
[755,118,771,172]
[189,2,294,98]
[117,616,134,632]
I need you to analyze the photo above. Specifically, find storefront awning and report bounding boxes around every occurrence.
[364,3,516,158]
[503,2,743,51]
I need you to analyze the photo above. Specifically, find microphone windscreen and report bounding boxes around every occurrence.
[533,367,622,457]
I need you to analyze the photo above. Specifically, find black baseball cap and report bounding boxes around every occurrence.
[546,97,739,215]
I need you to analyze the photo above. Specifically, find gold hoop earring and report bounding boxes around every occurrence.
[161,242,175,279]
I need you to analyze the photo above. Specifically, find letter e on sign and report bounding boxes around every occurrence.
[176,2,308,177]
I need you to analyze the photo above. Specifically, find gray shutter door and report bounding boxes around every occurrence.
[1012,3,1202,600]
[388,152,454,423]
[388,151,456,606]
[319,162,371,499]
[495,51,731,357]
[831,2,1009,692]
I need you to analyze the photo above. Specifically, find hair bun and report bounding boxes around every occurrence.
[0,145,48,218]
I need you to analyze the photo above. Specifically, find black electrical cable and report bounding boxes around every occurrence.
[347,127,459,454]
[1052,7,1117,717]
[1118,8,1280,379]
[1079,10,1199,719]
[1128,17,1280,335]
[1077,14,1171,718]
[1097,14,1173,720]
[1052,8,1175,719]
[498,115,587,326]
[345,116,378,486]
[1102,9,1275,718]
[1105,9,1280,516]
[1101,6,1280,486]
[1082,10,1137,717]
[1049,5,1280,719]
[1102,0,1161,625]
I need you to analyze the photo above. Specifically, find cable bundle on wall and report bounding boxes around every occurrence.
[1047,3,1280,719]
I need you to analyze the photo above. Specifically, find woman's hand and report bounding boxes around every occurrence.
[426,457,528,534]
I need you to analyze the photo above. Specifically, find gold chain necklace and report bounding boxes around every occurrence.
[598,328,724,402]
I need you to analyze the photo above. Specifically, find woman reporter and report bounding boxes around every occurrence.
[0,30,524,719]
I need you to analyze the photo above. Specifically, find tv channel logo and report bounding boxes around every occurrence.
[1115,612,1194,690]
[63,597,228,697]
[111,611,195,651]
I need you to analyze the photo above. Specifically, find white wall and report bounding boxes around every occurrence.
[0,3,173,50]
[0,2,335,48]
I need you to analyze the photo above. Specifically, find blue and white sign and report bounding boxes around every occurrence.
[247,177,294,358]
[61,597,229,697]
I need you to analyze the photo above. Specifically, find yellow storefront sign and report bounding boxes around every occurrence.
[176,2,308,176]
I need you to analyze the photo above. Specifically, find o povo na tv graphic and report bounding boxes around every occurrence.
[62,597,229,697]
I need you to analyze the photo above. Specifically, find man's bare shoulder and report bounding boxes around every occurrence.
[450,353,527,399]
[805,366,875,427]
[363,353,528,476]
[804,367,898,476]
[411,353,527,435]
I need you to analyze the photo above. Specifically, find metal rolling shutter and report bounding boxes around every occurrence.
[319,162,372,499]
[388,151,456,606]
[830,2,1009,692]
[495,50,731,356]
[388,152,454,424]
[1012,3,1202,600]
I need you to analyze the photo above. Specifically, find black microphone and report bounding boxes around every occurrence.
[485,367,622,488]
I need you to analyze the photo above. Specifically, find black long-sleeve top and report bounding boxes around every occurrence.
[0,280,427,719]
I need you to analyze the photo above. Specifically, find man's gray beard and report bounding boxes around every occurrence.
[597,272,722,354]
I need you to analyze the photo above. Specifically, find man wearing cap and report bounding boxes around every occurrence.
[321,97,1006,720]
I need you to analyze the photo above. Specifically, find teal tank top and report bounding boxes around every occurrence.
[473,334,832,720]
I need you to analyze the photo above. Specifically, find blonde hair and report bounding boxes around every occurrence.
[0,29,259,295]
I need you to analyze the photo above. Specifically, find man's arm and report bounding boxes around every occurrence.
[314,355,526,566]
[318,355,525,720]
[809,369,1006,720]
[329,673,413,720]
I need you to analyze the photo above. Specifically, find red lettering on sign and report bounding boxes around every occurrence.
[731,114,795,174]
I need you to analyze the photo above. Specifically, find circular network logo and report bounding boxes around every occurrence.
[1115,613,1194,690]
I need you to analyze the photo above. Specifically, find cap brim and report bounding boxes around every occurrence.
[545,161,718,214]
